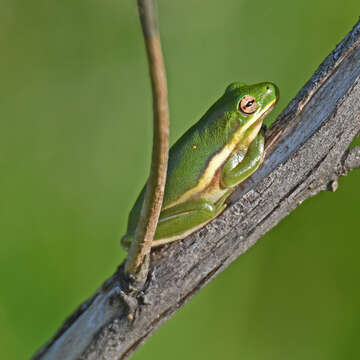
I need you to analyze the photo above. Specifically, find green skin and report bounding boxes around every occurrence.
[122,82,279,249]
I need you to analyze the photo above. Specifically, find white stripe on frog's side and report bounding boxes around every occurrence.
[163,100,276,210]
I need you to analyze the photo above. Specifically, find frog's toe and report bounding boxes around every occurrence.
[120,234,133,251]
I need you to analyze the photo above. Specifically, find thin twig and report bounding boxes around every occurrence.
[124,0,169,282]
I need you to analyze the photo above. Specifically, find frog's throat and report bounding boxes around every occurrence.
[163,99,276,210]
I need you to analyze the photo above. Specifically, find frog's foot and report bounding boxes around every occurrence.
[121,234,133,251]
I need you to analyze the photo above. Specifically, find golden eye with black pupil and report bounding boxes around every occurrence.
[239,95,257,114]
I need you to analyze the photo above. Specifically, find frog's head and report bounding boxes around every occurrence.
[224,81,279,144]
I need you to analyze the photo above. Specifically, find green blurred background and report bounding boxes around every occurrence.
[1,1,360,359]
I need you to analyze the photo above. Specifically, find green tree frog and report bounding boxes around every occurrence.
[121,82,279,249]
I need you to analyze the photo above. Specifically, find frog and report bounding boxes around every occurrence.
[121,81,279,250]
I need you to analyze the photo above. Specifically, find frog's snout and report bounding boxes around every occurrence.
[265,82,280,101]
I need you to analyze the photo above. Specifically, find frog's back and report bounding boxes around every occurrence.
[163,105,230,206]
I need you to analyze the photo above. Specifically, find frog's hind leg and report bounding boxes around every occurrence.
[121,194,230,250]
[152,198,227,247]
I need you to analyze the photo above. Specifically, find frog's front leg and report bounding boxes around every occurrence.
[221,131,265,188]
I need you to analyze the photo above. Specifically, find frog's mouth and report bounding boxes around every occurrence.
[243,98,277,144]
[249,98,277,130]
[233,97,278,146]
[258,98,277,122]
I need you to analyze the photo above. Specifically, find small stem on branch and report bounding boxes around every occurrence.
[124,0,169,283]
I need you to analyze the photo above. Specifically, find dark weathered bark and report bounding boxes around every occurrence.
[32,20,360,360]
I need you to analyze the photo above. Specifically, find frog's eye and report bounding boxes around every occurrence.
[239,96,257,114]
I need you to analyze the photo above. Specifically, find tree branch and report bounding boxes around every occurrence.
[124,0,169,282]
[32,20,360,360]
